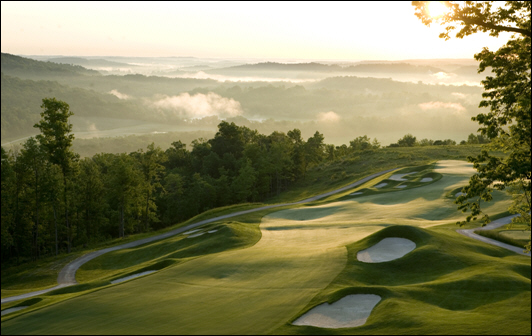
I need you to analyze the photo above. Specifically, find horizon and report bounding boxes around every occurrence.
[1,1,511,60]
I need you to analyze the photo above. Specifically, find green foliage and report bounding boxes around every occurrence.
[414,1,531,251]
[395,133,417,147]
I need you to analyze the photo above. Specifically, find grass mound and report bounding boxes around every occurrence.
[77,221,261,283]
[279,226,531,335]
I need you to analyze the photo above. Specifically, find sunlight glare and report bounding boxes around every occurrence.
[428,1,450,18]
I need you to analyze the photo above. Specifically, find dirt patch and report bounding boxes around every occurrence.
[357,238,416,263]
[389,172,417,181]
[111,271,156,284]
[292,294,381,328]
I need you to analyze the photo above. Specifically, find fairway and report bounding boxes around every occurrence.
[1,160,530,335]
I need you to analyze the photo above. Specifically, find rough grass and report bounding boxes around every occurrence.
[475,229,528,249]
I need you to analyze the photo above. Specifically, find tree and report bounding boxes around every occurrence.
[19,137,47,259]
[413,1,531,252]
[349,135,372,151]
[397,133,417,147]
[134,143,167,232]
[305,131,325,166]
[34,98,77,253]
[108,153,142,238]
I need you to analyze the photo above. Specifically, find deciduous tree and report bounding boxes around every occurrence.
[413,1,531,252]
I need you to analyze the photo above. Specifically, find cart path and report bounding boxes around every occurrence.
[457,214,530,256]
[1,168,397,305]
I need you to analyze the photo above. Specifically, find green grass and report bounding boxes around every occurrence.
[268,145,500,204]
[2,159,529,335]
[1,253,84,298]
[475,228,529,249]
[274,225,531,335]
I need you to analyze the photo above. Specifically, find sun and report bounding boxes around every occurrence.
[428,1,450,18]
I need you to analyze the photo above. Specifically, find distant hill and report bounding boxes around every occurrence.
[1,53,100,77]
[344,63,446,74]
[0,73,148,141]
[207,61,446,75]
[46,57,137,68]
[208,62,344,73]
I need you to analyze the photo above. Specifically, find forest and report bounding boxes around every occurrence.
[1,95,489,265]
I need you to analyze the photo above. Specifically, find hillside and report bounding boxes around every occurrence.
[1,53,100,78]
[0,73,150,141]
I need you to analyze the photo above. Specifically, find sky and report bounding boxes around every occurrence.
[1,1,512,61]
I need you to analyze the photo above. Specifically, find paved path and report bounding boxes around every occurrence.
[1,168,397,305]
[457,214,531,257]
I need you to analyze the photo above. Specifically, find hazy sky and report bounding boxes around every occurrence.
[1,1,511,60]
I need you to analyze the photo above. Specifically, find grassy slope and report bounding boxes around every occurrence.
[2,155,529,334]
[1,145,486,295]
[274,225,530,335]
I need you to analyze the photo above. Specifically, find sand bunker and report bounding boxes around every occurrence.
[350,192,363,196]
[207,230,218,233]
[455,192,466,197]
[1,306,28,316]
[292,294,381,328]
[111,270,156,284]
[187,232,205,238]
[389,172,417,181]
[357,238,416,263]
[395,185,407,189]
[183,229,201,235]
[420,177,433,182]
[374,183,388,189]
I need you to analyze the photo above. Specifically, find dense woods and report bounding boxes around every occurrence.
[0,98,362,263]
[1,96,495,265]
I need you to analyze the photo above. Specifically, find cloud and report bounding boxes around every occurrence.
[418,101,466,113]
[451,92,467,99]
[170,71,317,83]
[152,92,243,119]
[109,89,131,100]
[88,123,98,132]
[317,111,341,122]
[431,72,453,80]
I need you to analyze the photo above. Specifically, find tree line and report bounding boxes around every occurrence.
[1,98,386,265]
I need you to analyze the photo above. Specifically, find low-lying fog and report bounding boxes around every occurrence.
[2,54,490,155]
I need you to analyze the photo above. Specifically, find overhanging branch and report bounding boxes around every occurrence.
[455,15,531,37]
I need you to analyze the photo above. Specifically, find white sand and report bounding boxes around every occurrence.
[395,185,407,189]
[1,306,28,316]
[111,270,156,284]
[187,232,205,238]
[374,183,388,189]
[357,238,416,263]
[292,294,381,328]
[183,229,201,235]
[389,172,417,181]
[350,192,363,196]
[207,230,218,233]
[420,177,433,182]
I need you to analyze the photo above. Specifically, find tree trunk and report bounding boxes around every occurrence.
[145,189,150,231]
[64,175,71,254]
[120,203,124,238]
[53,202,58,256]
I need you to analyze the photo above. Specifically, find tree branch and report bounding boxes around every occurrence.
[455,15,531,37]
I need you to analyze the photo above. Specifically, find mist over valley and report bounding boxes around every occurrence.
[1,53,487,155]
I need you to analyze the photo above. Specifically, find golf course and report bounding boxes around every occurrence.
[1,160,530,335]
